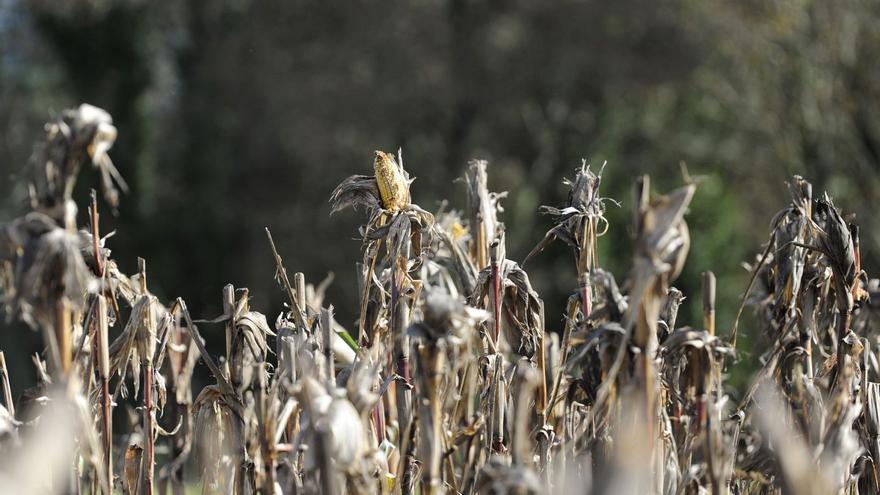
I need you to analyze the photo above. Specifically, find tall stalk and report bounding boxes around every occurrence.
[138,258,156,495]
[96,295,112,494]
[417,340,446,494]
[54,298,73,377]
[88,190,113,494]
[0,351,13,418]
[490,241,502,345]
[395,299,414,487]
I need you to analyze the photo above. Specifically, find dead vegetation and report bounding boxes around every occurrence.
[1,105,880,494]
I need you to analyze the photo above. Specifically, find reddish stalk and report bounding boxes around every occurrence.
[703,271,716,336]
[90,191,104,276]
[578,216,594,320]
[372,394,387,446]
[579,272,592,321]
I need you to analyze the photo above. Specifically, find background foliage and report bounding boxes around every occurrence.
[2,0,879,393]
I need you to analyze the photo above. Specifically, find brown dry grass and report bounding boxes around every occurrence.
[0,105,878,495]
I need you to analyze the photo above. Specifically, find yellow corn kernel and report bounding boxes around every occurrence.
[451,221,468,241]
[374,150,410,211]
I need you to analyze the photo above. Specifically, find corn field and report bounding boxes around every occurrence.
[0,104,878,494]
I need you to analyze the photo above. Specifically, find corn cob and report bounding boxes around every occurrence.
[374,150,410,211]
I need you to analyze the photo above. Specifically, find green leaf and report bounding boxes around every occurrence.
[336,330,359,352]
